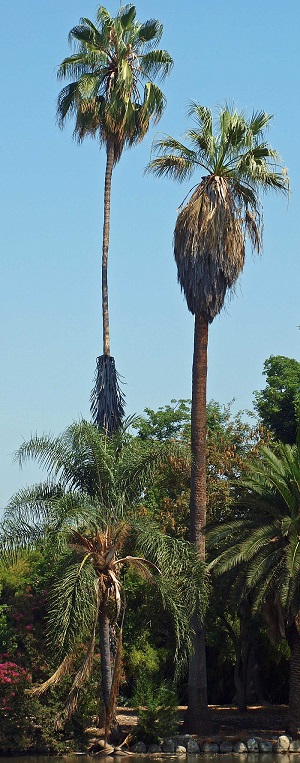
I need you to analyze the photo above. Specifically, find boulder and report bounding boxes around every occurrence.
[130,741,147,753]
[162,739,176,753]
[147,743,162,753]
[290,740,300,752]
[247,738,259,752]
[186,739,200,753]
[201,742,219,753]
[233,741,247,753]
[219,741,233,753]
[258,741,273,753]
[275,735,290,752]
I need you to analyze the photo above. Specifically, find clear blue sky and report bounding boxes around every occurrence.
[1,0,299,507]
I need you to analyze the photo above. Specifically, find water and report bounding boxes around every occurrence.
[0,755,290,763]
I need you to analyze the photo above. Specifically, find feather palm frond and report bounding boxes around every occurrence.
[27,653,74,696]
[208,441,300,639]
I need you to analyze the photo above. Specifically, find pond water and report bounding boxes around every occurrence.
[0,759,268,763]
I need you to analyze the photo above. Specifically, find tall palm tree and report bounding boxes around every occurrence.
[57,5,173,434]
[207,441,300,736]
[147,103,288,730]
[1,421,206,735]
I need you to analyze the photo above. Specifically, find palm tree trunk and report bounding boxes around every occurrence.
[102,139,115,357]
[190,312,208,554]
[184,311,209,732]
[99,604,112,713]
[287,623,300,736]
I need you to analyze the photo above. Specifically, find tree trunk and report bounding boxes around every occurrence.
[102,140,115,357]
[99,605,112,713]
[287,623,300,736]
[184,312,209,732]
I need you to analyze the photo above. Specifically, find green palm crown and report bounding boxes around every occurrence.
[147,103,289,320]
[57,4,173,162]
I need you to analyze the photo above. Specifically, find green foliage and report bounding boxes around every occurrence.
[133,683,178,744]
[57,4,173,158]
[127,631,160,678]
[134,400,191,441]
[208,440,300,632]
[1,420,207,728]
[254,355,300,444]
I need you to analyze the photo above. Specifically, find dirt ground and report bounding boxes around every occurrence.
[116,705,289,742]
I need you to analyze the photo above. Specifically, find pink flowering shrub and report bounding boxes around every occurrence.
[0,661,33,751]
[0,660,31,712]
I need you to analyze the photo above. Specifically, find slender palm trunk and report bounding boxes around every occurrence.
[99,604,112,713]
[184,312,209,732]
[287,623,300,736]
[102,139,115,356]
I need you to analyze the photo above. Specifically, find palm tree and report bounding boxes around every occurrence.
[57,5,173,433]
[1,421,206,735]
[147,103,288,729]
[207,441,300,736]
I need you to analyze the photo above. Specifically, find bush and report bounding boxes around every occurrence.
[134,683,178,744]
[0,661,33,752]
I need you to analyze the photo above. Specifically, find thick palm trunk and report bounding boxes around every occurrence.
[287,623,300,736]
[102,139,115,357]
[99,605,112,713]
[184,312,209,732]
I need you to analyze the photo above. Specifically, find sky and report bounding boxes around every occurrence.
[1,0,299,507]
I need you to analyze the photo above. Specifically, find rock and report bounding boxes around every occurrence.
[147,743,162,753]
[130,741,147,753]
[219,741,233,753]
[258,741,273,753]
[275,735,290,752]
[186,739,200,753]
[174,735,190,748]
[290,740,300,752]
[162,739,175,753]
[247,738,259,752]
[201,742,219,753]
[175,745,187,754]
[233,741,247,753]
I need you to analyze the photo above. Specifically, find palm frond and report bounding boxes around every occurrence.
[139,49,174,81]
[47,558,98,660]
[28,653,74,697]
[56,628,97,729]
[90,355,125,435]
[138,19,163,44]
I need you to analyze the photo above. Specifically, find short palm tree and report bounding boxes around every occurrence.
[147,103,288,729]
[2,421,206,735]
[207,441,300,736]
[57,5,173,433]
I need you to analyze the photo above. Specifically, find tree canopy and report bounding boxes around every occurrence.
[254,355,300,444]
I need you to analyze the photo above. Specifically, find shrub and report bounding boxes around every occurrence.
[134,683,178,744]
